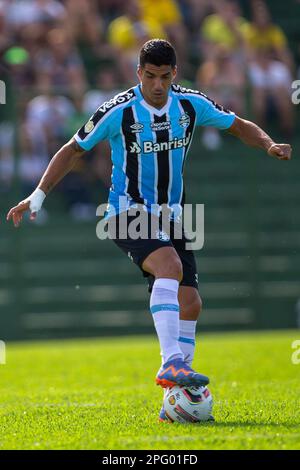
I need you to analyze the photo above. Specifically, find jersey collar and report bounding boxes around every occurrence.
[136,84,173,117]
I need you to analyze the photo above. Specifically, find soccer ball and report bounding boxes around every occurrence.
[164,385,213,423]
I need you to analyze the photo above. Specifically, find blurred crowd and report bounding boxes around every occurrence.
[0,0,298,218]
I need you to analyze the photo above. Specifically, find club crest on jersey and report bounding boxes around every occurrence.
[84,120,94,133]
[179,113,190,128]
[130,123,144,133]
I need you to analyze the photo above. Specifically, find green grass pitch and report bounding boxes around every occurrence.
[0,330,299,450]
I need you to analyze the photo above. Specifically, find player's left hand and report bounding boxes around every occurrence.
[267,143,292,160]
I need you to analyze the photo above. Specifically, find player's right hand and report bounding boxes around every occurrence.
[6,200,36,228]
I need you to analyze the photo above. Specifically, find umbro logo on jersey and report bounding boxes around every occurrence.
[179,113,190,128]
[130,123,144,133]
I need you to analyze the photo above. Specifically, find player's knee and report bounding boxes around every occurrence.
[182,295,202,320]
[155,256,183,282]
[196,295,203,316]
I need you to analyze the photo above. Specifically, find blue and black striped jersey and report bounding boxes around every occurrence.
[74,84,235,218]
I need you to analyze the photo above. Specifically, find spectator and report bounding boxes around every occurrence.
[63,94,90,140]
[64,0,110,57]
[0,0,297,201]
[0,122,14,191]
[0,4,10,54]
[3,46,34,89]
[26,92,75,155]
[177,0,212,35]
[248,48,294,138]
[97,0,125,26]
[201,0,249,62]
[83,68,121,190]
[59,94,98,221]
[197,45,246,115]
[140,0,188,74]
[197,44,246,149]
[244,0,294,71]
[108,0,165,84]
[4,0,66,30]
[34,28,87,95]
[18,121,49,195]
[83,67,121,115]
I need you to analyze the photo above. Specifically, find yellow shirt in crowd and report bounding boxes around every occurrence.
[202,13,288,52]
[140,0,182,26]
[201,14,249,50]
[242,24,287,50]
[108,16,165,50]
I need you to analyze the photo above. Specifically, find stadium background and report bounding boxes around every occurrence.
[0,0,299,341]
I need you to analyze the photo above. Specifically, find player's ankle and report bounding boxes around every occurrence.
[163,353,184,365]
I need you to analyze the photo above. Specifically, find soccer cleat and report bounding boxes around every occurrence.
[155,358,209,388]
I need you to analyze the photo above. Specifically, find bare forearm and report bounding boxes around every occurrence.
[38,138,85,194]
[228,117,274,152]
[228,116,292,160]
[6,138,86,226]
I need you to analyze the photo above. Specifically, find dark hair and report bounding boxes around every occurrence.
[139,39,176,68]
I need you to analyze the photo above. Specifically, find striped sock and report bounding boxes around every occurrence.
[150,278,184,365]
[178,319,197,367]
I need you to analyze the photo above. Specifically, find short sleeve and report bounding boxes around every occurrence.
[74,104,120,151]
[191,94,236,130]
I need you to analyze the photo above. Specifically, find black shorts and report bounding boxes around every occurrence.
[108,209,199,293]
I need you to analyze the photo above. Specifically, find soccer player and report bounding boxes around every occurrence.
[7,39,292,422]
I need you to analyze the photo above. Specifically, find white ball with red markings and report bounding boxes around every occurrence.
[164,385,213,423]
